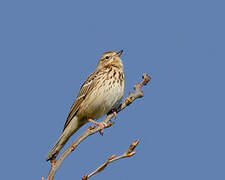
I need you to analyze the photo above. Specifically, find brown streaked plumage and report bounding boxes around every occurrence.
[46,50,125,161]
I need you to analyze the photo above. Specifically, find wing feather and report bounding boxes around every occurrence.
[63,71,97,131]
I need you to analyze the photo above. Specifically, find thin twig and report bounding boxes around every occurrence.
[46,73,151,180]
[81,140,139,180]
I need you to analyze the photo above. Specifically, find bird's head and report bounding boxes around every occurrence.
[97,50,123,70]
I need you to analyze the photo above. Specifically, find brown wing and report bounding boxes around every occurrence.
[63,71,97,131]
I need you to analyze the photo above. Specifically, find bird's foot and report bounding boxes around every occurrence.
[88,119,107,136]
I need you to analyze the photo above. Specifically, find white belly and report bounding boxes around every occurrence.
[81,79,124,119]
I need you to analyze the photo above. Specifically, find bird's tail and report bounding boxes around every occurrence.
[46,116,84,161]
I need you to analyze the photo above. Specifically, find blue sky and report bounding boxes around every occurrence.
[0,0,224,179]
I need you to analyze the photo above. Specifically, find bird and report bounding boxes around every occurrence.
[46,50,125,161]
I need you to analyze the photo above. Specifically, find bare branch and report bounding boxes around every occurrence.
[46,73,151,180]
[81,140,139,180]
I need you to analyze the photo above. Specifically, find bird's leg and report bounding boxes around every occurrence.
[112,110,117,118]
[107,109,118,119]
[87,118,107,136]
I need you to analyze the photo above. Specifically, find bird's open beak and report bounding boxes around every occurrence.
[116,50,123,57]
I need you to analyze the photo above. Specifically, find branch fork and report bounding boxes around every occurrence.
[81,140,139,180]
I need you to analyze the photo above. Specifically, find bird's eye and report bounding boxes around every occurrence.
[105,56,109,59]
